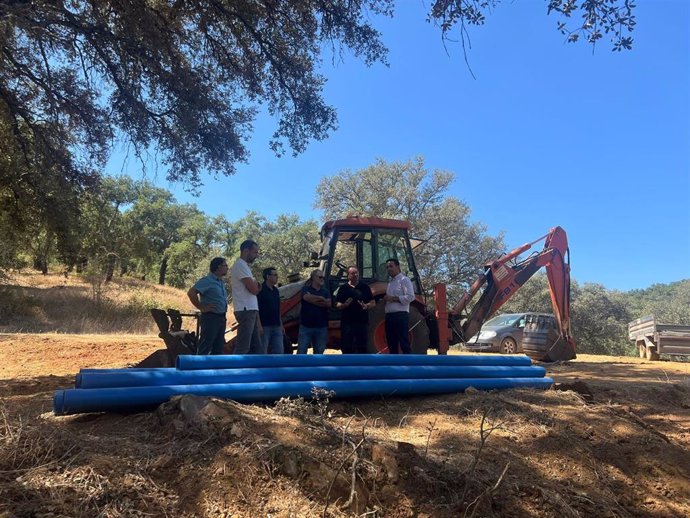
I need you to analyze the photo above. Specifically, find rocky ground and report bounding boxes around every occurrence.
[1,334,689,517]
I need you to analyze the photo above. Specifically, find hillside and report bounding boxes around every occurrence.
[0,271,192,334]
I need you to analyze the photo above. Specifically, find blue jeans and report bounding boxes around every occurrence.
[262,325,284,354]
[297,326,328,354]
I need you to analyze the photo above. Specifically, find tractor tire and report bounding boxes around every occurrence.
[499,337,518,354]
[366,303,429,354]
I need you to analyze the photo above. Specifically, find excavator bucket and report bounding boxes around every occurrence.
[521,314,576,362]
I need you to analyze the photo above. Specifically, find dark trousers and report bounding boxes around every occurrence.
[341,322,369,354]
[385,311,410,354]
[197,312,227,355]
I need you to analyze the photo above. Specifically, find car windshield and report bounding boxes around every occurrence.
[483,314,522,327]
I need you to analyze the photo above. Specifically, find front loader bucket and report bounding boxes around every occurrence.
[135,349,176,368]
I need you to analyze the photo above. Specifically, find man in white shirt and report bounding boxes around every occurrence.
[231,240,263,354]
[383,258,415,354]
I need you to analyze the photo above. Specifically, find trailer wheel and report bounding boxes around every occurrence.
[645,346,660,361]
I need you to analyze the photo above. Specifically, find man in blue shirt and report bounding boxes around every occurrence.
[187,257,229,355]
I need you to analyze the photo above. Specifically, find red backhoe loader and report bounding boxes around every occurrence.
[268,217,576,362]
[148,217,576,364]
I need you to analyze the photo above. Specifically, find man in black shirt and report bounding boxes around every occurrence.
[257,267,283,354]
[336,267,375,354]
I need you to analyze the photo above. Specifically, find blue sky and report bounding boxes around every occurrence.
[110,1,690,292]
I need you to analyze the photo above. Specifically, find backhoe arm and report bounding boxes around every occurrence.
[449,227,575,360]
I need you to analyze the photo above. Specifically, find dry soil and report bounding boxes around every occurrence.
[1,334,689,517]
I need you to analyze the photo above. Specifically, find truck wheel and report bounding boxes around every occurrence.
[499,337,518,354]
[366,304,429,354]
[645,346,660,361]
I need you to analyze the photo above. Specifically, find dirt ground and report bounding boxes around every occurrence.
[1,334,689,518]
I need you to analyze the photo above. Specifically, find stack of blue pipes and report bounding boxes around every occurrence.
[53,354,553,416]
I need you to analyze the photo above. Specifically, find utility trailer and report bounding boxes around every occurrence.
[628,315,690,361]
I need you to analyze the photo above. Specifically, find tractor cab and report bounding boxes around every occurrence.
[317,217,425,302]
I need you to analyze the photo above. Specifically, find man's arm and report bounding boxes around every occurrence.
[187,287,215,312]
[303,292,331,307]
[241,277,261,295]
[398,277,416,305]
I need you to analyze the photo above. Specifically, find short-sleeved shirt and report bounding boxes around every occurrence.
[193,274,228,314]
[231,257,258,311]
[258,283,281,326]
[336,282,373,325]
[300,285,330,328]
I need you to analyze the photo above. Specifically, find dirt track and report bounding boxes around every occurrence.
[1,333,689,517]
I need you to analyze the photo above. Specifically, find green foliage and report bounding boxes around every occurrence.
[570,283,633,355]
[621,280,690,324]
[314,157,505,303]
[499,273,554,315]
[215,211,320,286]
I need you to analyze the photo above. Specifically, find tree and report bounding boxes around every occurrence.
[315,157,505,303]
[0,0,635,190]
[0,1,636,272]
[124,185,208,285]
[216,211,320,284]
[499,272,554,315]
[570,283,632,355]
[258,214,321,281]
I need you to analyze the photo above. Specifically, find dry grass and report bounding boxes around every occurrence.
[0,271,191,334]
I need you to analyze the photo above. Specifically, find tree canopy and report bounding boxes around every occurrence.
[0,1,636,265]
[314,156,505,302]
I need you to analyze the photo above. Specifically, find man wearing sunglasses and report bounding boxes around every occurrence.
[297,269,331,354]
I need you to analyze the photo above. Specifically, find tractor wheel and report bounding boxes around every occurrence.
[499,337,518,354]
[366,303,429,354]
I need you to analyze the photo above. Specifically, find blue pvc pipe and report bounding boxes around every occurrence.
[176,354,533,370]
[78,368,175,373]
[54,377,553,415]
[75,365,547,389]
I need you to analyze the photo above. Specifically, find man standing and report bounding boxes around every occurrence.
[258,267,284,354]
[231,240,263,354]
[336,267,374,354]
[297,269,331,354]
[383,258,415,354]
[187,257,229,355]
